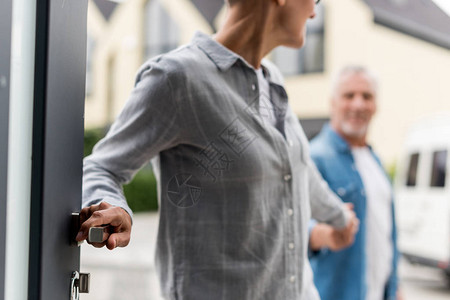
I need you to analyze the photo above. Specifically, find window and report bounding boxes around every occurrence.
[430,150,447,187]
[406,153,419,187]
[299,117,329,141]
[144,0,180,61]
[271,5,325,76]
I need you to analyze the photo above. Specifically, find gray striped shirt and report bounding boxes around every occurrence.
[83,31,348,300]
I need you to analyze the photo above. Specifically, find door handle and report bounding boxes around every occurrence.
[88,225,111,243]
[71,212,111,245]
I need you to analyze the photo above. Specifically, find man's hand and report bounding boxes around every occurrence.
[310,203,359,251]
[76,202,132,250]
[396,288,404,300]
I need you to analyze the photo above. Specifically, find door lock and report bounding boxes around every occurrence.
[70,271,90,300]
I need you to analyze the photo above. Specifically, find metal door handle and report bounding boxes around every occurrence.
[71,212,111,245]
[88,225,111,243]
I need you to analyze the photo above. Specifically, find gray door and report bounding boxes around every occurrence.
[0,0,12,297]
[28,0,88,299]
[2,0,87,299]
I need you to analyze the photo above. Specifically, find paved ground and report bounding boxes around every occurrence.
[80,212,162,300]
[399,259,450,300]
[80,212,450,300]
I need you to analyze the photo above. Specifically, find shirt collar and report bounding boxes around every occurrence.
[260,60,285,89]
[193,31,241,72]
[192,31,286,95]
[322,123,373,153]
[322,123,352,153]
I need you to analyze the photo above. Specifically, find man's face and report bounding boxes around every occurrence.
[331,72,377,140]
[276,0,317,48]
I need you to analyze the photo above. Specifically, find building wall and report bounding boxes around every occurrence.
[85,0,213,129]
[85,1,107,127]
[85,0,450,166]
[285,0,450,165]
[85,0,143,128]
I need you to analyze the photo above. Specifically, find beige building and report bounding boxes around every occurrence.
[85,0,219,127]
[286,0,450,166]
[85,0,450,166]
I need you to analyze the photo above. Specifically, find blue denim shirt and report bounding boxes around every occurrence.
[309,124,399,300]
[83,32,349,300]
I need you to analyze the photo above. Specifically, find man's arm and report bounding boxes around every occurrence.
[77,60,181,249]
[309,203,358,251]
[305,154,359,251]
[306,156,354,227]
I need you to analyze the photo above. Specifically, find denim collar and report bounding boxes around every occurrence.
[192,31,284,87]
[322,123,353,153]
[322,123,373,154]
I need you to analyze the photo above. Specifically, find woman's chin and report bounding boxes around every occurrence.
[283,37,305,49]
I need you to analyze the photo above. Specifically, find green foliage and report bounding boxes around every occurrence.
[123,167,158,212]
[84,127,158,212]
[83,127,107,157]
[387,162,397,183]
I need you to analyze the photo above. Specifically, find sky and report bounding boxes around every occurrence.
[433,0,450,16]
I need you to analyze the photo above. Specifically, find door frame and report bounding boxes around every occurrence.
[0,0,12,297]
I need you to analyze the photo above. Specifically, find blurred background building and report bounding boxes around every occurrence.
[84,0,450,168]
[80,0,450,299]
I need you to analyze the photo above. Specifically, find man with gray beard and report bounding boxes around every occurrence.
[308,66,402,300]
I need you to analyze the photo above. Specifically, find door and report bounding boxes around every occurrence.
[29,0,88,298]
[3,0,88,299]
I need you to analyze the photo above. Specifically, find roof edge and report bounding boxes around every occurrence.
[372,7,450,50]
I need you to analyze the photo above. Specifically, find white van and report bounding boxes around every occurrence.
[395,113,450,278]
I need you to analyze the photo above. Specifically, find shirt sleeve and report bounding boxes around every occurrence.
[82,60,181,218]
[306,156,349,229]
[307,219,327,258]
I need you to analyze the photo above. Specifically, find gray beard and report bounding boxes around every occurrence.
[341,122,367,138]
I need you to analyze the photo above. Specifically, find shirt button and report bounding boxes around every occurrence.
[288,242,295,250]
[287,209,294,216]
[289,275,296,283]
[337,188,346,197]
[288,139,294,147]
[251,84,256,91]
[361,190,365,196]
[284,174,292,181]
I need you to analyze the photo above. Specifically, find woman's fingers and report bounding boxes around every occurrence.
[76,202,132,250]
